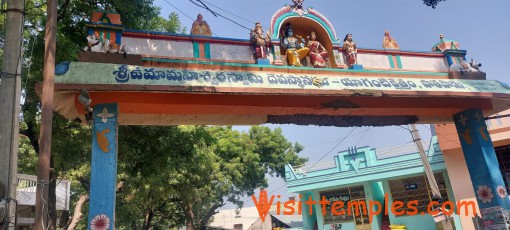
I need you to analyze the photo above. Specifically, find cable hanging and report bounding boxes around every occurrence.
[306,127,357,172]
[188,0,252,31]
[162,0,194,22]
[161,0,220,37]
[200,0,270,31]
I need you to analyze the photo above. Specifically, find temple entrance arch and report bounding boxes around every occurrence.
[36,3,510,230]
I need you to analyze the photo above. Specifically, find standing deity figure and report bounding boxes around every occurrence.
[281,23,309,67]
[342,33,357,67]
[307,32,329,68]
[383,31,400,49]
[190,14,212,36]
[250,22,271,60]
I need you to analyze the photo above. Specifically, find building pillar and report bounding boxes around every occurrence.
[453,108,510,230]
[88,103,119,230]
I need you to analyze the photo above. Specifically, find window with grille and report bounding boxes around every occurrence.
[388,173,449,215]
[319,185,366,224]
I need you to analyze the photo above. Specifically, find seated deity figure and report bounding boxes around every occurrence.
[306,32,329,68]
[342,33,357,67]
[281,23,309,67]
[190,14,212,36]
[382,31,400,49]
[250,22,271,59]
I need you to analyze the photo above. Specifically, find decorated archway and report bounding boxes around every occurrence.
[35,2,510,230]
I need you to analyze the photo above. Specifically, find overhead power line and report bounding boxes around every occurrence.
[200,0,269,30]
[188,0,252,31]
[306,127,357,172]
[160,0,220,36]
[161,0,195,22]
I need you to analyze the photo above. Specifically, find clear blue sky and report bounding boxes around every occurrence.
[153,0,510,208]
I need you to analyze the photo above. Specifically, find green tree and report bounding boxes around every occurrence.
[150,12,187,34]
[15,0,179,228]
[116,126,306,229]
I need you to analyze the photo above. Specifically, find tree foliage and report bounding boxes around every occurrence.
[14,2,304,229]
[116,126,306,229]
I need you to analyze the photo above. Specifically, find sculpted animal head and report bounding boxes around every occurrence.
[86,34,99,45]
[470,59,482,70]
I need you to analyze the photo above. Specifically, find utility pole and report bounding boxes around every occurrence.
[34,0,57,228]
[409,124,453,230]
[0,0,24,228]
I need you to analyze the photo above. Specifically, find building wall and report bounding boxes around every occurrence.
[400,56,449,72]
[441,149,479,230]
[122,36,194,58]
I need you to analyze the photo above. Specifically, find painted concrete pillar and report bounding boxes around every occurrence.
[453,108,510,229]
[301,192,317,230]
[88,103,119,230]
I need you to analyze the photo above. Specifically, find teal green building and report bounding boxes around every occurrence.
[284,136,463,230]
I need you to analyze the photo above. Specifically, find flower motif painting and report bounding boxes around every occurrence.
[91,214,110,230]
[497,185,507,199]
[477,185,494,204]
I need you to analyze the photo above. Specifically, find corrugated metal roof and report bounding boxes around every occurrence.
[270,214,303,228]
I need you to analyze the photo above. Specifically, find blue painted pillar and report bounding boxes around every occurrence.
[88,103,119,230]
[453,108,510,229]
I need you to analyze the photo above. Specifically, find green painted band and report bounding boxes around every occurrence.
[143,57,448,76]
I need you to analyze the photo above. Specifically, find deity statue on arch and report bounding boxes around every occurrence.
[250,22,271,60]
[342,33,357,67]
[382,31,400,50]
[306,31,329,68]
[281,23,309,67]
[190,14,212,36]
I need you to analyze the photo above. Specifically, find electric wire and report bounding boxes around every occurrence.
[305,129,369,148]
[188,0,252,31]
[161,0,194,22]
[305,127,357,172]
[355,127,370,146]
[200,0,270,31]
[160,0,219,37]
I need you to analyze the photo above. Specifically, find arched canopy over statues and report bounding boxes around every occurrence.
[190,14,212,36]
[306,32,329,68]
[281,23,309,67]
[250,22,271,60]
[383,31,400,50]
[342,33,357,67]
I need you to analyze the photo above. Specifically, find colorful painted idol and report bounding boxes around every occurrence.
[342,33,357,67]
[281,23,309,67]
[307,32,329,68]
[250,22,271,60]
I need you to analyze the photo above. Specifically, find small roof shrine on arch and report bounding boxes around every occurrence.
[268,2,341,67]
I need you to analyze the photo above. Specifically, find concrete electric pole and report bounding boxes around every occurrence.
[0,0,24,229]
[409,124,453,230]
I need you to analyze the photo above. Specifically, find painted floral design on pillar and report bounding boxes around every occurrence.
[90,214,110,230]
[497,185,508,199]
[477,185,494,203]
